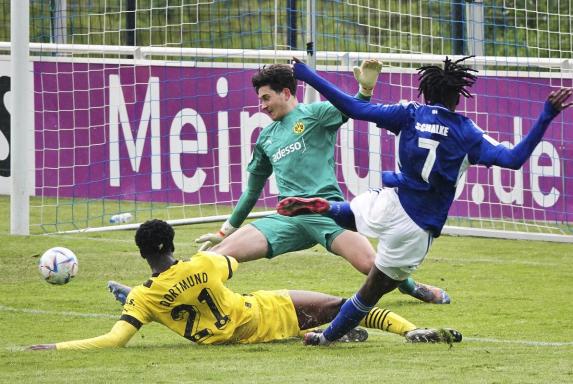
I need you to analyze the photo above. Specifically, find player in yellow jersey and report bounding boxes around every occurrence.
[29,219,460,350]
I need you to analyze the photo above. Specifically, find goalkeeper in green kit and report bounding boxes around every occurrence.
[193,61,450,304]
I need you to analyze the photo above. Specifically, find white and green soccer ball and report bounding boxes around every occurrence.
[39,247,79,285]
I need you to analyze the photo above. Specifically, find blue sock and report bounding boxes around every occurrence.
[327,201,357,231]
[323,293,373,342]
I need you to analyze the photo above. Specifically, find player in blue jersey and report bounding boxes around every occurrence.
[194,63,450,304]
[277,56,573,345]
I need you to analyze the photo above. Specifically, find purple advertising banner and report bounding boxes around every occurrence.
[33,62,572,223]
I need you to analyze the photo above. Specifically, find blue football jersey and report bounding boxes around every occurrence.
[292,62,560,237]
[376,102,484,236]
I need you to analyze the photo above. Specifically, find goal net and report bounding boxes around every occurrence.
[5,0,572,241]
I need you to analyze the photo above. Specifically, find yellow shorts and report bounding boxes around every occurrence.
[239,289,300,344]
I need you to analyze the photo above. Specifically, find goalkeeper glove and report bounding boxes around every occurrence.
[195,219,238,251]
[353,59,383,97]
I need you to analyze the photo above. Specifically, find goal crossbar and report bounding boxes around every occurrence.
[1,42,572,70]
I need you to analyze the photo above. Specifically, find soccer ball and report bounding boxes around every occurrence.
[38,247,79,285]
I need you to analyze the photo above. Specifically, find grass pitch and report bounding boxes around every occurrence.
[0,195,572,383]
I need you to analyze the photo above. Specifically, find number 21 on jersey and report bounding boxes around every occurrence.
[170,287,230,343]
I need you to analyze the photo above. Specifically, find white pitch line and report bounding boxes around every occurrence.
[365,329,573,347]
[0,304,117,319]
[463,337,573,347]
[42,233,201,249]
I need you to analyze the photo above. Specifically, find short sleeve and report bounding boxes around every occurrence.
[121,288,153,326]
[197,251,238,282]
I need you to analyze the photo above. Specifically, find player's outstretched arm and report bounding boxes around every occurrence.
[476,88,573,169]
[195,172,267,251]
[293,58,384,126]
[29,320,138,351]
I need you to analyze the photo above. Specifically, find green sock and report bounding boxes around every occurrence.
[397,277,416,294]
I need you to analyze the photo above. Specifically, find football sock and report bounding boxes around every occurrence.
[397,277,417,295]
[360,307,416,336]
[327,201,357,231]
[323,293,372,342]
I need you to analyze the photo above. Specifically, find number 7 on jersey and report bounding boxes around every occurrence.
[418,138,440,183]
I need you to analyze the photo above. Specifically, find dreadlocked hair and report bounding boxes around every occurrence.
[135,219,175,259]
[417,55,478,107]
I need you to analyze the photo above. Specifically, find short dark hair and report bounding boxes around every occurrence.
[135,219,175,259]
[417,56,478,107]
[251,64,297,96]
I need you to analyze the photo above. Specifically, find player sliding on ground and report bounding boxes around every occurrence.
[277,56,573,345]
[194,62,450,305]
[29,219,461,350]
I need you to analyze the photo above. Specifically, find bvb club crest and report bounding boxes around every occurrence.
[293,121,305,134]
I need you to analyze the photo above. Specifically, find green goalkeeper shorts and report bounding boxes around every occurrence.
[250,213,345,258]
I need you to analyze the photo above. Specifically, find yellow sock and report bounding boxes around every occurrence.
[360,307,416,336]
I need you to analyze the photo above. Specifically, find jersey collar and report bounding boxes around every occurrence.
[151,259,179,277]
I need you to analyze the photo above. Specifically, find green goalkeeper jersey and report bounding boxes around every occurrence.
[248,101,347,201]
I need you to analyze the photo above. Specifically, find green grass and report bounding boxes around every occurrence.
[1,195,572,383]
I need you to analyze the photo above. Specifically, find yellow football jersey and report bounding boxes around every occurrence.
[121,251,257,345]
